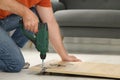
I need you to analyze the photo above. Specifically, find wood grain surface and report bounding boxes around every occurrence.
[30,60,120,78]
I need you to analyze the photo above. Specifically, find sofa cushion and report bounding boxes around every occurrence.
[60,0,120,10]
[54,10,120,28]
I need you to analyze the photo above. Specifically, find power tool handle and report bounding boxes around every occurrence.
[19,20,36,43]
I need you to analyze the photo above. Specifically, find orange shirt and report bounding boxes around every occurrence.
[0,0,51,19]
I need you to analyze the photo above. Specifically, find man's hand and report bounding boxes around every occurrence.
[22,10,39,33]
[62,55,81,62]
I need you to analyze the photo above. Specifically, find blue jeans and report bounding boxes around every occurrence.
[0,15,25,72]
[0,7,37,72]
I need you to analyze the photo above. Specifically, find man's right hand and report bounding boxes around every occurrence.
[22,10,39,33]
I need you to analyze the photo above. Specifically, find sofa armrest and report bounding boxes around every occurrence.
[51,0,65,12]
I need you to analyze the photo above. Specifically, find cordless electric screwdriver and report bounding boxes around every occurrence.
[19,21,49,71]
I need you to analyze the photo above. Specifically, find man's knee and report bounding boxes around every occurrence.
[4,59,25,72]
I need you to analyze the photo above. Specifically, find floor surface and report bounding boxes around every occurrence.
[0,50,120,80]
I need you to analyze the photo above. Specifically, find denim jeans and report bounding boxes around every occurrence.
[0,18,25,72]
[0,7,37,72]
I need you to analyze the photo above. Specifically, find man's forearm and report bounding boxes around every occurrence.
[0,0,31,17]
[36,6,68,59]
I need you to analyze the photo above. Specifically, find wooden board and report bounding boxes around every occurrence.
[30,60,120,79]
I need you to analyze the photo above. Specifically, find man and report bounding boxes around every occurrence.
[0,0,80,72]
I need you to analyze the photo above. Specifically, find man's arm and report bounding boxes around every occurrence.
[0,0,39,33]
[0,0,28,17]
[36,6,80,62]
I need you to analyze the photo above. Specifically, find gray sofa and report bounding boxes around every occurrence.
[52,0,120,38]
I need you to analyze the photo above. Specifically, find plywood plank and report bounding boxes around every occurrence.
[30,60,120,78]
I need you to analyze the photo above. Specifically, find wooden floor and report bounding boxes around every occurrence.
[30,60,120,79]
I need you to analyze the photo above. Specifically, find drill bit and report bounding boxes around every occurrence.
[40,53,46,73]
[40,59,46,73]
[42,59,44,69]
[39,59,47,75]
